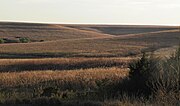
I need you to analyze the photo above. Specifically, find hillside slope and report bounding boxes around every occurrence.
[0,22,112,41]
[0,22,179,58]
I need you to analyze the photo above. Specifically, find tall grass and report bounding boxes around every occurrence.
[0,57,131,72]
[0,48,179,105]
[122,46,180,105]
[148,46,180,105]
[0,67,128,88]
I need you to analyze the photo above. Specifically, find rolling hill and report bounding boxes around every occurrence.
[0,22,179,58]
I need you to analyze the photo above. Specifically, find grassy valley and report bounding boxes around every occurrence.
[0,22,180,105]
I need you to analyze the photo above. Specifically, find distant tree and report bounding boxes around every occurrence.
[0,38,4,44]
[19,37,30,43]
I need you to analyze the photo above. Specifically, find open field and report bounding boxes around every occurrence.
[0,22,179,58]
[0,57,132,72]
[0,22,180,105]
[0,67,128,88]
[64,24,178,35]
[0,22,111,42]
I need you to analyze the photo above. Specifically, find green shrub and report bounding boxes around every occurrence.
[4,39,19,43]
[128,53,158,96]
[19,37,30,43]
[0,38,4,44]
[125,46,180,104]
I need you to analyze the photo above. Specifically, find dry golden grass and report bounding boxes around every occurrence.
[0,67,128,88]
[0,57,133,72]
[0,39,144,55]
[64,24,178,35]
[0,30,179,58]
[154,46,178,58]
[1,22,176,42]
[0,57,132,65]
[0,22,179,58]
[0,22,110,41]
[0,22,179,105]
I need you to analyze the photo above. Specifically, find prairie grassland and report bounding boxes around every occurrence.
[0,57,130,104]
[0,30,179,58]
[1,22,177,42]
[0,22,110,41]
[0,23,179,59]
[0,40,144,58]
[0,67,129,105]
[0,22,180,105]
[64,24,178,35]
[0,57,132,72]
[0,67,128,88]
[0,57,132,65]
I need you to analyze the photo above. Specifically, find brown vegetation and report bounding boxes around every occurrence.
[0,22,180,105]
[0,22,179,58]
[0,57,132,71]
[0,67,128,88]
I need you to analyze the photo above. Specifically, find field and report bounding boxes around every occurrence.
[0,22,180,105]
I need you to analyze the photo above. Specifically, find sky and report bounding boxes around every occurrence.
[0,0,180,25]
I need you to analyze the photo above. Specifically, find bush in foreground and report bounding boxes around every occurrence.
[0,46,179,105]
[127,46,180,105]
[149,46,180,104]
[128,52,159,96]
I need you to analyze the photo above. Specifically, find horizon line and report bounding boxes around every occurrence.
[0,20,179,27]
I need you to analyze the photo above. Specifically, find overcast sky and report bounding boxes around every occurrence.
[0,0,180,25]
